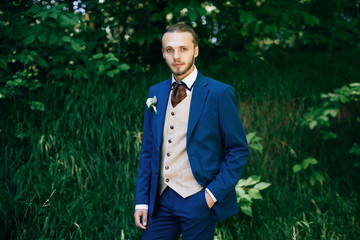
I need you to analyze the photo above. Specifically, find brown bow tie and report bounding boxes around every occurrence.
[171,82,187,107]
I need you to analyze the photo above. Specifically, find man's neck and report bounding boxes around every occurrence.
[174,65,195,82]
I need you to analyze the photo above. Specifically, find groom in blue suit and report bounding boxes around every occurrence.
[134,23,249,239]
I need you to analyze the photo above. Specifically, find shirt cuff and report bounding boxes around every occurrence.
[135,204,149,210]
[205,188,217,202]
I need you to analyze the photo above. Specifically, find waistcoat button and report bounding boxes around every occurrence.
[165,166,169,170]
[170,125,174,130]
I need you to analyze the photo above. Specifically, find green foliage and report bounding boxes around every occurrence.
[2,69,41,99]
[293,158,324,186]
[236,175,271,217]
[302,82,360,140]
[301,82,360,170]
[90,53,130,78]
[66,0,360,64]
[236,132,270,217]
[349,143,360,168]
[321,82,360,104]
[0,2,130,108]
[246,132,263,154]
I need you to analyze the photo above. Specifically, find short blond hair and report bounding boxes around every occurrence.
[164,23,198,47]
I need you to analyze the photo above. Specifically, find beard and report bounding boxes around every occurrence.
[172,57,195,77]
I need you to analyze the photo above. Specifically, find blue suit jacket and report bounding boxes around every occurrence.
[135,72,249,221]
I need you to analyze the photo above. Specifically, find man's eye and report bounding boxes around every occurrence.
[181,48,187,51]
[166,49,173,53]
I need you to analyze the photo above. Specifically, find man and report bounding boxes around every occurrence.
[134,23,249,239]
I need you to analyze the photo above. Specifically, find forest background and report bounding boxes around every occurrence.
[1,0,359,239]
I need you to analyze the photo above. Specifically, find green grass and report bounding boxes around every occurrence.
[1,50,359,239]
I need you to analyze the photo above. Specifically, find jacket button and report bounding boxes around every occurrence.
[167,153,170,157]
[165,166,169,170]
[168,139,172,143]
[165,179,169,182]
[171,112,175,116]
[170,125,174,130]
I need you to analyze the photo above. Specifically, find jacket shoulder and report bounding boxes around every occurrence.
[201,75,233,94]
[148,78,171,95]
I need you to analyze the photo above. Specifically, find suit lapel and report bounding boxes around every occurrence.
[187,72,209,143]
[156,79,172,148]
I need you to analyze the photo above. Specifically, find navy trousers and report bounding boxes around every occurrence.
[141,188,216,240]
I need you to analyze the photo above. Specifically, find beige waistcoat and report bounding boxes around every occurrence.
[159,92,203,198]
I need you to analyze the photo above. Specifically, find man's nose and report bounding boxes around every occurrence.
[173,50,180,59]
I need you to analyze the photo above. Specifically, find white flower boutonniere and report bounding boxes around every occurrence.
[146,96,157,114]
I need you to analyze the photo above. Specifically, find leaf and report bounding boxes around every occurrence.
[240,205,253,217]
[106,69,119,78]
[246,132,256,143]
[349,143,360,156]
[151,13,159,22]
[71,41,82,52]
[37,11,48,21]
[254,182,271,190]
[239,193,252,203]
[175,4,186,13]
[29,101,45,111]
[239,10,256,25]
[24,34,36,46]
[249,189,262,200]
[91,53,104,60]
[188,8,198,22]
[349,82,360,87]
[235,186,246,202]
[106,56,119,62]
[196,6,207,16]
[304,158,318,165]
[293,164,302,173]
[249,143,263,153]
[49,35,58,45]
[59,14,71,27]
[98,64,106,72]
[0,59,7,69]
[312,171,323,182]
[302,160,310,169]
[37,57,48,68]
[302,12,320,26]
[263,24,278,34]
[38,34,47,43]
[322,131,337,140]
[237,175,261,187]
[119,63,131,71]
[48,12,58,19]
[324,109,339,117]
[309,176,316,186]
[29,79,41,91]
[309,120,317,129]
[61,36,72,43]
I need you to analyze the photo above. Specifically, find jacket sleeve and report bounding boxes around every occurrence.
[134,91,154,206]
[206,86,249,205]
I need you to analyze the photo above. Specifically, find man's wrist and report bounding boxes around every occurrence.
[205,188,217,203]
[135,204,149,210]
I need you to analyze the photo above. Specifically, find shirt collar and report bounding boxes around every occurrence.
[171,66,198,91]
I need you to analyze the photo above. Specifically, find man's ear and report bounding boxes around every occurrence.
[194,46,199,58]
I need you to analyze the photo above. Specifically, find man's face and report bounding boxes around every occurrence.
[162,32,199,81]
